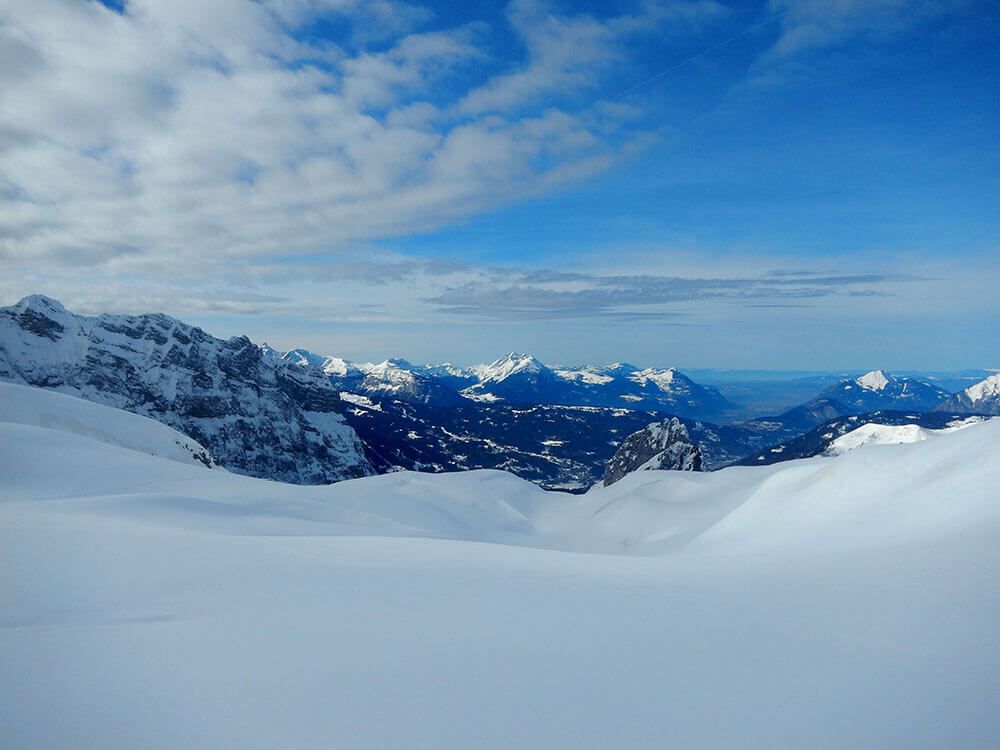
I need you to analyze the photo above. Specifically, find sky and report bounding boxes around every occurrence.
[1,0,998,369]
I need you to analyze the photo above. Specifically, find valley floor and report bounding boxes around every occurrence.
[2,384,999,749]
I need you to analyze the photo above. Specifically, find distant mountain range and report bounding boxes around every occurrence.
[2,295,995,491]
[743,370,964,439]
[266,348,736,419]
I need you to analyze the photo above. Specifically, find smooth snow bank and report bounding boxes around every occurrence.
[0,381,216,468]
[2,386,999,749]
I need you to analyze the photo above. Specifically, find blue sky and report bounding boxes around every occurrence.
[2,0,998,369]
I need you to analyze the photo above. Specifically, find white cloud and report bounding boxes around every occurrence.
[457,0,727,115]
[763,0,957,60]
[0,0,684,272]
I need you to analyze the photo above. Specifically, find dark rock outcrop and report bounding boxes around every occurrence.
[603,417,702,486]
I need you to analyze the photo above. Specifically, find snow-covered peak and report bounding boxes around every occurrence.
[15,294,69,315]
[476,353,546,383]
[372,358,416,372]
[367,360,417,380]
[856,370,891,391]
[282,348,328,369]
[826,423,932,455]
[628,367,682,391]
[824,418,985,456]
[554,368,615,385]
[963,373,1000,404]
[418,363,475,379]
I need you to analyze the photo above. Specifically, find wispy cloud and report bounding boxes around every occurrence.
[731,0,970,92]
[763,0,957,60]
[426,269,920,320]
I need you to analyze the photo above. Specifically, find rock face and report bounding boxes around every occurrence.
[0,295,372,484]
[603,417,702,486]
[936,373,1000,416]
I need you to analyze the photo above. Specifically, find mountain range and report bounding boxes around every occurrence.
[263,347,736,418]
[1,295,996,490]
[0,295,371,484]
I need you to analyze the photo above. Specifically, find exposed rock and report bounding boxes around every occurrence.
[603,417,702,486]
[0,295,372,484]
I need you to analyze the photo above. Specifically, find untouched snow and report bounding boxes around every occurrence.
[0,382,217,468]
[2,386,1000,748]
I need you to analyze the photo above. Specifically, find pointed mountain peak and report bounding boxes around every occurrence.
[856,370,891,391]
[478,352,546,382]
[964,373,1000,403]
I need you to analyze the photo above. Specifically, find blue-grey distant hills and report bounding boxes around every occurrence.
[743,370,955,439]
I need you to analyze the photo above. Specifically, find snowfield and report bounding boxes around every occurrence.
[2,384,999,748]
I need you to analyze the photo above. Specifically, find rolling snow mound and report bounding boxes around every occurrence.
[2,384,999,749]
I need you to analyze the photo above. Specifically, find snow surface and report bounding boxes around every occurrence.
[2,385,1000,749]
[0,382,217,468]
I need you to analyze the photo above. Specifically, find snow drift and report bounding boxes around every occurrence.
[2,385,999,749]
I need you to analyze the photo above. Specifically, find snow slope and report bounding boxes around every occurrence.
[0,381,217,468]
[2,387,999,749]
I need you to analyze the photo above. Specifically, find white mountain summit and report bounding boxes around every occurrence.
[856,369,890,391]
